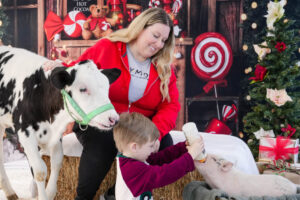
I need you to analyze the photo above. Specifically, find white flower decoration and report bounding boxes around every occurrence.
[253,127,275,140]
[265,0,286,30]
[266,88,292,107]
[253,41,271,61]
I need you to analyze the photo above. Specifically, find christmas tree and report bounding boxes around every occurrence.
[242,0,300,158]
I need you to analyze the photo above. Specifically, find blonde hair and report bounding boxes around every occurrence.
[113,112,159,153]
[106,8,175,101]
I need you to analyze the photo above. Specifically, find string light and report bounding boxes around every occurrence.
[241,13,247,21]
[246,95,251,101]
[251,2,258,9]
[239,132,244,138]
[0,1,2,7]
[284,19,289,23]
[242,44,248,51]
[251,23,257,29]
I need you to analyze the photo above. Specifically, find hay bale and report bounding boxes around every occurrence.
[153,170,203,200]
[42,155,203,200]
[42,155,116,200]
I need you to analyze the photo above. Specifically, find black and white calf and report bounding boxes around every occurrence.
[0,46,120,200]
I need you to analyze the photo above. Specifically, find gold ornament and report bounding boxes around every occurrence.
[243,44,248,51]
[241,13,247,21]
[251,23,257,29]
[239,132,244,138]
[251,2,258,9]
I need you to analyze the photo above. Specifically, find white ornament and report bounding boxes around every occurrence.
[173,25,182,37]
[253,127,275,140]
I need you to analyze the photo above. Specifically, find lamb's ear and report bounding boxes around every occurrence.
[101,68,121,84]
[50,67,73,89]
[220,161,233,172]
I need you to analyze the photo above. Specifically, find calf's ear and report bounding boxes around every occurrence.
[220,161,233,172]
[50,67,74,89]
[101,68,121,84]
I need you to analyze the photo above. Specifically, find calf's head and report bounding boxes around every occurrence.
[50,60,121,130]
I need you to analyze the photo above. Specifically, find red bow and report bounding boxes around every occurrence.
[44,11,64,41]
[203,80,227,93]
[259,136,299,161]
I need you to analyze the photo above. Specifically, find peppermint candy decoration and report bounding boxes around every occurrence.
[101,21,111,31]
[149,0,160,8]
[191,32,233,81]
[222,104,237,122]
[63,11,86,38]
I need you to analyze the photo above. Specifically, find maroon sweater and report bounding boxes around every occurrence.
[115,142,195,199]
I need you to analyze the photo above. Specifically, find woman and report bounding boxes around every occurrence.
[57,7,180,200]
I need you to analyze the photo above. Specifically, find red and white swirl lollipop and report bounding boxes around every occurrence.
[191,32,233,82]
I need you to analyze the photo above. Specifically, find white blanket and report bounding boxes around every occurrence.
[61,131,259,175]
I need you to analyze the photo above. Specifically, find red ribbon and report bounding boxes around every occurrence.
[259,136,299,161]
[203,79,227,93]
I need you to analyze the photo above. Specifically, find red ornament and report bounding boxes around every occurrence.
[275,42,286,53]
[205,118,232,135]
[249,64,267,82]
[222,104,237,122]
[44,11,86,41]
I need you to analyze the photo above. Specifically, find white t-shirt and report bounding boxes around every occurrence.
[127,45,151,103]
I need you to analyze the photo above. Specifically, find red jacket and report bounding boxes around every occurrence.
[68,39,180,140]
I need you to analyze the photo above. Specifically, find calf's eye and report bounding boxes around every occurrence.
[80,88,87,93]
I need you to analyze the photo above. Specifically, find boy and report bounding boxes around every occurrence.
[113,112,204,200]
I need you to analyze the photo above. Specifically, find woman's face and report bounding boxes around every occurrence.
[134,23,170,60]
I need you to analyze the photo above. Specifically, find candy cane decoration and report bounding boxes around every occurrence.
[191,32,233,81]
[172,0,182,14]
[149,0,160,8]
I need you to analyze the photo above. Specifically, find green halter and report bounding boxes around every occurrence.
[61,89,115,129]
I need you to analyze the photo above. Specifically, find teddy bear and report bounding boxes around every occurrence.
[82,4,115,40]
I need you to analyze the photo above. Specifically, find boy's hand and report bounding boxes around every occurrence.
[186,137,204,160]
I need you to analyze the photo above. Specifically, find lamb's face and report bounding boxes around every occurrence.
[195,154,233,175]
